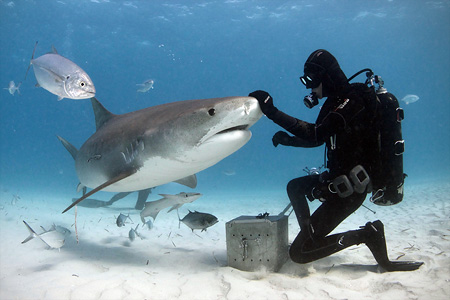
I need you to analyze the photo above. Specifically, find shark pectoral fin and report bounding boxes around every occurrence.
[56,135,78,160]
[76,183,86,194]
[167,204,182,213]
[62,169,137,214]
[174,174,197,188]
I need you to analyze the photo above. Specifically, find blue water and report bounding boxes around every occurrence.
[1,0,449,200]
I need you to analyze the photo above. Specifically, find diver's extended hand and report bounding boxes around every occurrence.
[249,90,278,118]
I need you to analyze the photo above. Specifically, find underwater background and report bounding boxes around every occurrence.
[1,0,449,201]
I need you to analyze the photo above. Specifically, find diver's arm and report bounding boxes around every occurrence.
[269,110,324,147]
[248,90,324,146]
[272,131,319,148]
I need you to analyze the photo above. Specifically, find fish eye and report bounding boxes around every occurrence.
[80,81,85,87]
[66,75,70,80]
[208,108,215,116]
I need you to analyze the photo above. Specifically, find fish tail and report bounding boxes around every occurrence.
[16,82,21,95]
[24,41,38,81]
[21,220,38,244]
[22,220,51,248]
[177,209,181,229]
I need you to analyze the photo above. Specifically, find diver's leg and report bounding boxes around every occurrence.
[289,193,366,263]
[135,188,152,210]
[286,175,319,228]
[290,194,423,271]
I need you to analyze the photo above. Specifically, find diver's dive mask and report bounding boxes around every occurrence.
[300,62,325,89]
[300,64,323,109]
[303,92,319,109]
[300,74,321,89]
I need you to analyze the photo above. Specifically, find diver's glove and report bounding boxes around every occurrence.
[249,90,278,118]
[272,131,291,147]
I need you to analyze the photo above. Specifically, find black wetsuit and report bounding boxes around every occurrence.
[269,83,379,263]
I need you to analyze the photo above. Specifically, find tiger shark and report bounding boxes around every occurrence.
[59,96,262,213]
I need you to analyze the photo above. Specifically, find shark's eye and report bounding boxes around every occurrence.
[208,108,215,116]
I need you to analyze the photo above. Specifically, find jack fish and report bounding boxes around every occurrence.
[26,42,95,100]
[179,210,218,232]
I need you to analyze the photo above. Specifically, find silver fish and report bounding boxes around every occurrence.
[27,42,95,100]
[144,219,153,230]
[136,79,154,93]
[401,94,419,105]
[128,224,141,241]
[4,81,21,95]
[140,192,202,223]
[116,213,131,227]
[179,210,218,232]
[22,220,67,250]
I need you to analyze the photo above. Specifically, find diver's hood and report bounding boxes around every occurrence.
[304,49,349,96]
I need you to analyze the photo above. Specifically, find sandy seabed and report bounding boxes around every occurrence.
[0,181,449,300]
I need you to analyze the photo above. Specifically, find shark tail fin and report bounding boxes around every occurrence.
[56,135,78,160]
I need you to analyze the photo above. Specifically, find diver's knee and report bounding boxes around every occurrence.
[287,177,303,195]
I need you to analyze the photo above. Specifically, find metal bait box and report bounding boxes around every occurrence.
[225,215,289,272]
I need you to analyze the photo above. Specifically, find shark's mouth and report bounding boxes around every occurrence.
[216,125,250,135]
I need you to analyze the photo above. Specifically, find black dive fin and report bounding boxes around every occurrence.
[62,169,137,213]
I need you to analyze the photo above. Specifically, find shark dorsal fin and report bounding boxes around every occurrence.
[91,97,116,131]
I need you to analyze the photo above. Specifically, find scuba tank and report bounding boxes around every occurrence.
[347,70,406,206]
[370,76,405,205]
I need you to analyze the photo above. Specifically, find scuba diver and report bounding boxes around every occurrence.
[249,49,423,271]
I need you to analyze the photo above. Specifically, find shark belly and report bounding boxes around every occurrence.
[78,129,252,192]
